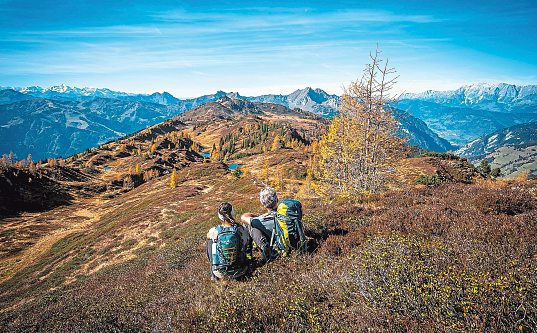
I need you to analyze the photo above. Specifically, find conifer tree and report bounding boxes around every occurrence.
[123,175,134,189]
[271,136,281,151]
[28,161,36,174]
[316,48,407,197]
[274,165,284,190]
[478,159,492,178]
[210,145,220,160]
[490,167,502,178]
[170,169,177,188]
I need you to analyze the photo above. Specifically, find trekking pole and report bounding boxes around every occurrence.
[269,227,275,248]
[268,227,276,259]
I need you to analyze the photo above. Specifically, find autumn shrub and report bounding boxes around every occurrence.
[343,233,535,332]
[417,152,463,161]
[473,187,536,215]
[416,173,446,186]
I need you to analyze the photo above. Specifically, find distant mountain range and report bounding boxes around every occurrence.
[456,122,537,178]
[6,82,536,115]
[247,87,339,118]
[2,82,537,162]
[0,96,176,160]
[0,89,35,104]
[0,84,181,105]
[0,87,451,160]
[1,85,340,117]
[397,83,537,146]
[401,83,537,113]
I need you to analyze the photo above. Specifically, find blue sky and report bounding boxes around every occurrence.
[0,0,536,97]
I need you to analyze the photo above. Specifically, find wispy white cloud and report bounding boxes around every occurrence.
[12,8,441,41]
[154,8,441,25]
[1,1,535,96]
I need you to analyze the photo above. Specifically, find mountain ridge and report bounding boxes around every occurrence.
[401,82,537,113]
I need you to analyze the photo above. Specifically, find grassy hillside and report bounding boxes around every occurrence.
[1,100,535,332]
[1,168,535,332]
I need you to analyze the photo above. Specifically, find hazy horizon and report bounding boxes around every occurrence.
[1,0,536,97]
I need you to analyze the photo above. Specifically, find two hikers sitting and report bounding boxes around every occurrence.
[206,187,305,280]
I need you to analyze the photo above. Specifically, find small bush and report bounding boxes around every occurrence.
[418,152,464,161]
[416,174,446,186]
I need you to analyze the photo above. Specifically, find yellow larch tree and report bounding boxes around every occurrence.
[316,49,408,198]
[271,135,281,151]
[170,169,177,188]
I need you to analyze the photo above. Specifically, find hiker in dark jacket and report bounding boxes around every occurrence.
[240,187,279,262]
[207,202,251,280]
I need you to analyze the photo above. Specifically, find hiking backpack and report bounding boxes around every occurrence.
[211,225,248,276]
[271,199,306,256]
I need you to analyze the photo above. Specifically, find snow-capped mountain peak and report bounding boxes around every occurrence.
[401,83,537,113]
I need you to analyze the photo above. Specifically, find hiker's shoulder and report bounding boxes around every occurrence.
[253,211,276,223]
[264,210,277,218]
[208,227,218,239]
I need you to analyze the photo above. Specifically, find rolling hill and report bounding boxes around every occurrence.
[179,96,453,153]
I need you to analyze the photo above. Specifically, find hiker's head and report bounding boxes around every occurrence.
[218,202,236,225]
[259,187,278,210]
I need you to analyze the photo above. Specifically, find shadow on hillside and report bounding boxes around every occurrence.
[0,169,73,218]
[305,226,349,253]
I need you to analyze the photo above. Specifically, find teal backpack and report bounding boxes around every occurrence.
[211,225,248,277]
[271,199,306,256]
